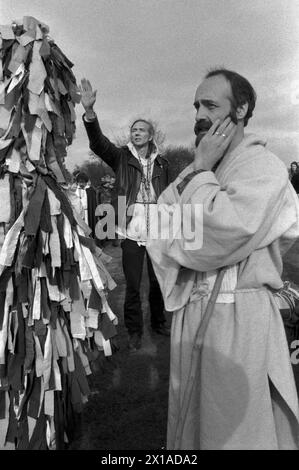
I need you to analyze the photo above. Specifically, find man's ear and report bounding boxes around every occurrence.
[236,102,249,121]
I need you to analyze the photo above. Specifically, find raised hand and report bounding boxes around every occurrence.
[79,78,97,112]
[194,117,236,171]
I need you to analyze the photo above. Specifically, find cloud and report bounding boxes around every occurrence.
[3,0,299,168]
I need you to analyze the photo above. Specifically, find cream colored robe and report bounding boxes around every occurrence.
[147,134,299,450]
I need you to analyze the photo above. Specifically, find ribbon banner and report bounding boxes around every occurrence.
[0,17,117,450]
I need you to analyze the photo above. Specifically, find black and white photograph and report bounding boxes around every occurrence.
[0,0,299,455]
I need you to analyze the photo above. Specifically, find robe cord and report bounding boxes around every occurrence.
[174,266,227,447]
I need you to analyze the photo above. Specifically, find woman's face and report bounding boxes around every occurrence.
[291,164,297,172]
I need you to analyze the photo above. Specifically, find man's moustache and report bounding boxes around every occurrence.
[194,120,213,135]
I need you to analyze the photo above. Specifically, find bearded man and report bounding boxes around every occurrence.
[147,68,299,449]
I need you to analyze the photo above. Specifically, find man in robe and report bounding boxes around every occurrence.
[147,68,299,449]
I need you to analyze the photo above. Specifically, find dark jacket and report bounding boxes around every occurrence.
[83,116,169,227]
[291,173,299,194]
[86,186,99,238]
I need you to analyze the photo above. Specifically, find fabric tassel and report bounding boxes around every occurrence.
[0,16,118,450]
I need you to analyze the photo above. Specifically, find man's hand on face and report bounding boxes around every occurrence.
[79,78,97,118]
[193,117,236,171]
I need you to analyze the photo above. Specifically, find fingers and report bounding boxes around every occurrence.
[219,122,234,139]
[216,117,232,135]
[80,78,93,91]
[206,117,230,138]
[212,117,236,145]
[219,122,236,149]
[207,117,234,137]
[207,119,220,136]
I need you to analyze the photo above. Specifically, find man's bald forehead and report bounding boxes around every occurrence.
[195,74,233,100]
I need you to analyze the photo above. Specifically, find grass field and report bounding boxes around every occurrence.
[70,238,299,450]
[70,243,171,450]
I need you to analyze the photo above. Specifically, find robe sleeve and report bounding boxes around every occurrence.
[147,148,295,275]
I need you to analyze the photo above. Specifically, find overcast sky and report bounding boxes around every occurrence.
[1,0,299,169]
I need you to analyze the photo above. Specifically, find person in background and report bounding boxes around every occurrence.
[98,175,119,247]
[79,78,170,352]
[75,171,98,238]
[289,161,299,194]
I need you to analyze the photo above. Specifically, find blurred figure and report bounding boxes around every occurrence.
[289,162,299,194]
[75,172,98,238]
[289,161,298,179]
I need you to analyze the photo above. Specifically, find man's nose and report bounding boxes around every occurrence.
[195,108,207,121]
